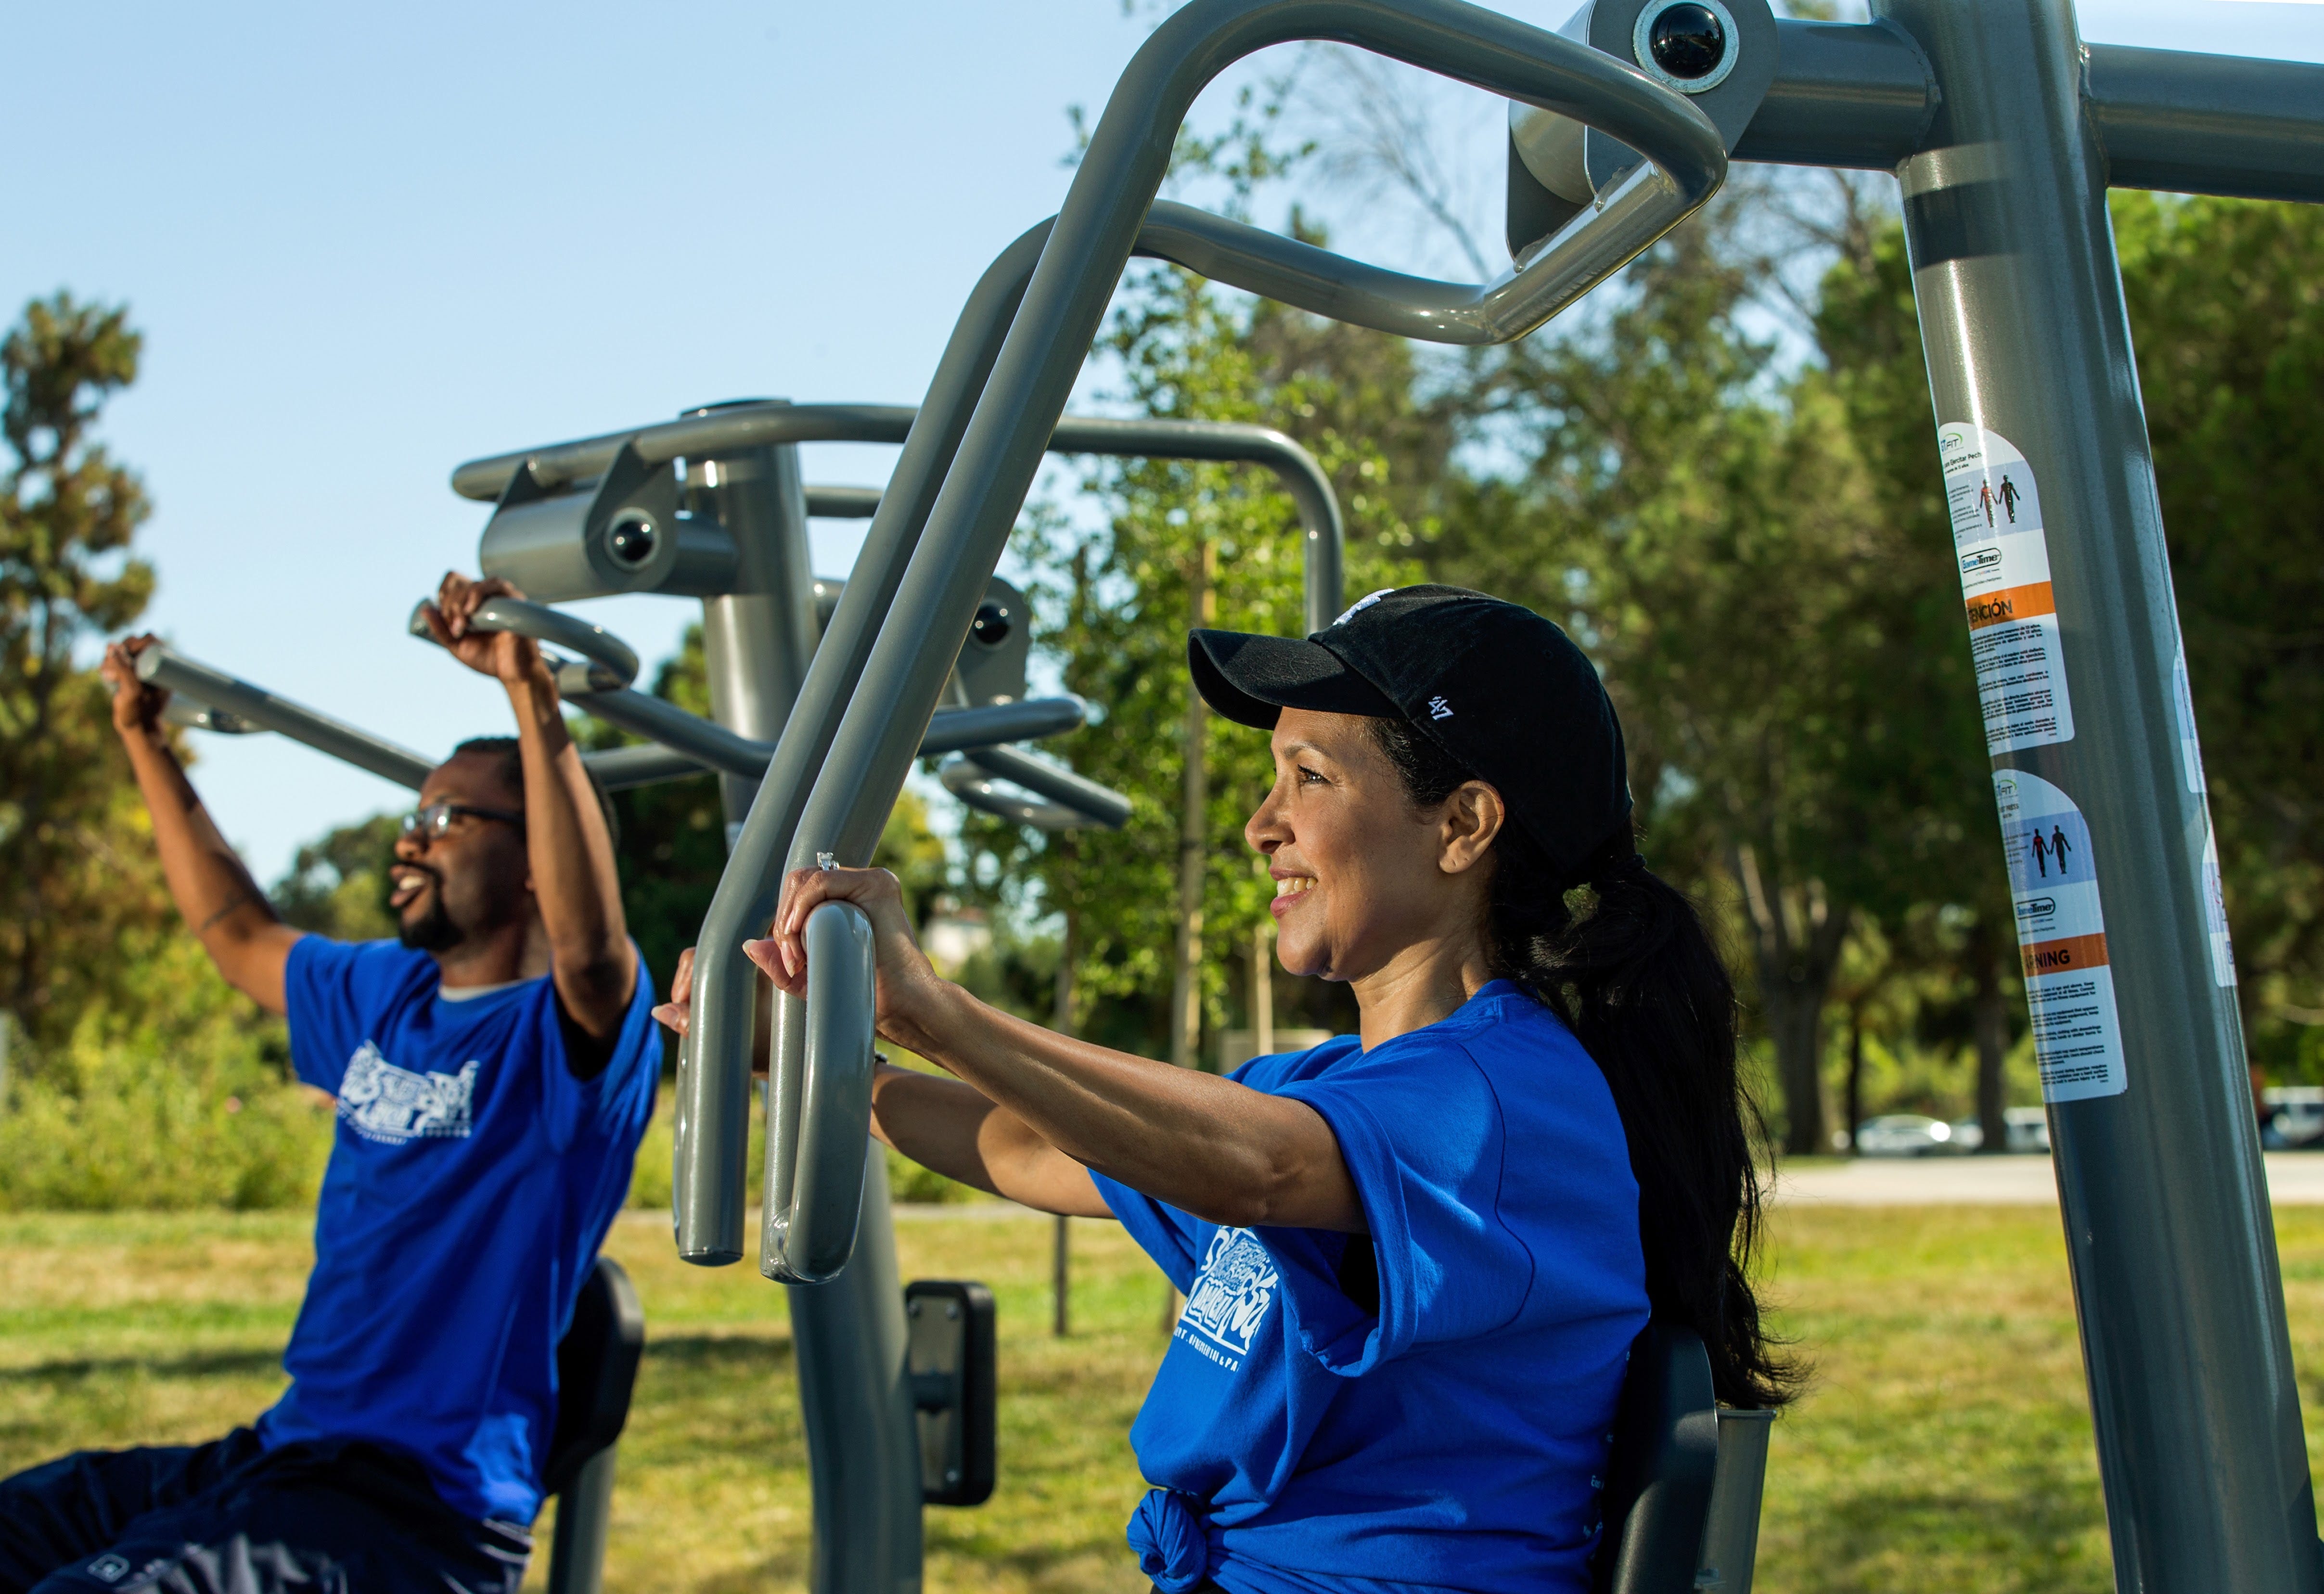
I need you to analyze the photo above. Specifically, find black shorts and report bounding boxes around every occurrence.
[0,1430,529,1594]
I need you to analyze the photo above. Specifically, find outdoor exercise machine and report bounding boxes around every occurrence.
[143,398,1349,1576]
[666,0,2324,1592]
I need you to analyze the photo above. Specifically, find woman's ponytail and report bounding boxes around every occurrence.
[1373,719,1794,1409]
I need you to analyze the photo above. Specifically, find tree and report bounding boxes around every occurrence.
[271,813,401,941]
[572,622,950,1006]
[0,294,170,1043]
[2113,193,2324,1079]
[1433,204,1998,1155]
[993,262,1433,1064]
[1806,212,2019,1151]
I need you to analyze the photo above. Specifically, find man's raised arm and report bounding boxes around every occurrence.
[420,573,636,1056]
[102,636,303,1014]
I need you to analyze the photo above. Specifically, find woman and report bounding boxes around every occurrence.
[658,585,1789,1594]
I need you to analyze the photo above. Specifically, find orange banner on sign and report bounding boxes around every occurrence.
[2021,931,2109,978]
[1966,580,2057,631]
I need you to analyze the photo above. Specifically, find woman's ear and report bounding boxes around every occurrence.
[1438,781,1506,875]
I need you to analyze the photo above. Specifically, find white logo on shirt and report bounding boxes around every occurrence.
[1180,1227,1279,1358]
[1427,695,1453,720]
[338,1042,478,1144]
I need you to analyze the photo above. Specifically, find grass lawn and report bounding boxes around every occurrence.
[12,1203,2324,1593]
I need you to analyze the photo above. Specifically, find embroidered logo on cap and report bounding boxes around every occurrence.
[1427,695,1453,720]
[1332,588,1396,627]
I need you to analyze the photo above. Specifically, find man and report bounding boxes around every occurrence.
[0,574,660,1594]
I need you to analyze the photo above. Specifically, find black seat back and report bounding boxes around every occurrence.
[1590,1320,1721,1594]
[542,1256,646,1500]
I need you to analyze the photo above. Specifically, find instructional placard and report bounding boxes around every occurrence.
[1994,770,2126,1102]
[2202,827,2237,989]
[2173,641,2207,794]
[1941,423,2074,754]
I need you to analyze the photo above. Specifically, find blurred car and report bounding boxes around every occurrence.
[1852,1115,1962,1157]
[2265,1087,2324,1149]
[1946,1107,2053,1154]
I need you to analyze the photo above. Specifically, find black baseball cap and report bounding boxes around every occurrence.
[1188,585,1633,886]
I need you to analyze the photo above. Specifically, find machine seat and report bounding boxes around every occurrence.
[543,1256,646,1501]
[1590,1320,1722,1594]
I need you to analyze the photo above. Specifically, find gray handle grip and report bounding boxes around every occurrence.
[940,747,1132,831]
[136,645,436,790]
[721,0,1726,1220]
[760,900,878,1285]
[406,595,641,689]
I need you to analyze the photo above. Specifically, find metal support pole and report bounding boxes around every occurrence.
[545,1447,618,1594]
[1881,0,2317,1585]
[693,427,821,824]
[685,425,921,1594]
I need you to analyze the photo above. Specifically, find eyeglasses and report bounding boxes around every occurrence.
[400,801,526,841]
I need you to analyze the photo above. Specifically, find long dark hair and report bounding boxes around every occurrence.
[1372,718,1794,1410]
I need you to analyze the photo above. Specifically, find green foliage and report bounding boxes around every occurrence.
[1427,199,2001,1150]
[2112,193,2324,1076]
[0,939,328,1212]
[989,264,1429,1060]
[270,813,400,940]
[576,625,954,1008]
[0,294,171,1043]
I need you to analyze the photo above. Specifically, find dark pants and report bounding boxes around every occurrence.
[0,1431,529,1594]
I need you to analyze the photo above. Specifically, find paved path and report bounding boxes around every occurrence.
[623,1159,2324,1223]
[1771,1152,2324,1206]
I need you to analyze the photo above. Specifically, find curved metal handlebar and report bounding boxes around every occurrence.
[678,0,1723,1266]
[574,690,1088,784]
[137,645,437,790]
[760,900,878,1285]
[941,747,1133,831]
[1112,1,1723,343]
[693,0,1726,1260]
[452,407,1344,642]
[162,697,263,736]
[405,595,642,690]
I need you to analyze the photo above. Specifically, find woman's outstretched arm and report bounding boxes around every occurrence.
[750,866,1364,1234]
[866,1062,1116,1216]
[654,947,1114,1218]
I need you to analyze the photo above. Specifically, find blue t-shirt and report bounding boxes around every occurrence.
[256,938,661,1524]
[1091,980,1647,1594]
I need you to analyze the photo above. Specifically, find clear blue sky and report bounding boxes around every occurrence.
[4,0,2318,881]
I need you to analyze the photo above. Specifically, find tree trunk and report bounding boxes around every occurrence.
[1730,842,1853,1157]
[1250,921,1275,1059]
[1844,1010,1865,1157]
[1053,896,1077,1338]
[1168,541,1216,1073]
[1972,924,2010,1154]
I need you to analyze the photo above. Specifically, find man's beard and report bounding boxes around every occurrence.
[397,870,463,953]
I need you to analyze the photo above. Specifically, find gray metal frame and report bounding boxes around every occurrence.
[660,0,2324,1590]
[136,646,438,790]
[669,6,1733,1591]
[1873,2,2321,1585]
[766,900,879,1284]
[1531,1,2324,1587]
[453,403,1348,640]
[682,0,1729,1272]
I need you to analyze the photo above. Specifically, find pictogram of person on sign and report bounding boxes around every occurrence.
[1999,474,2023,524]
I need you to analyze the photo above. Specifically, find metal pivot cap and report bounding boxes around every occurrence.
[1634,0,1742,93]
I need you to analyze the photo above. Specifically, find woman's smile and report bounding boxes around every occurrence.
[1270,871,1317,917]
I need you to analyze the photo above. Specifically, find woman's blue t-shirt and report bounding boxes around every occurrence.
[1090,979,1647,1594]
[254,937,661,1525]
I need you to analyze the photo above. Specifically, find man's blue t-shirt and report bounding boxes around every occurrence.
[1091,980,1648,1594]
[256,938,661,1524]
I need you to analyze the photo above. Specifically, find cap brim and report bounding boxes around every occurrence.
[1188,630,1398,730]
